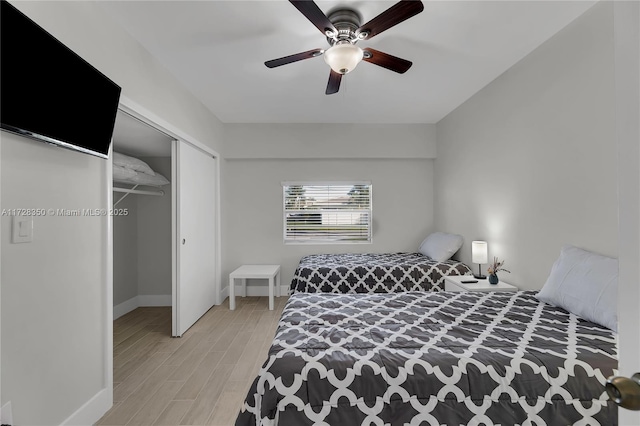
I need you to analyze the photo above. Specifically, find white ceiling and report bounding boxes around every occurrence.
[100,1,595,124]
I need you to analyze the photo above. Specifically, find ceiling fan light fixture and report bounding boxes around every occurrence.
[266,0,424,94]
[323,43,363,74]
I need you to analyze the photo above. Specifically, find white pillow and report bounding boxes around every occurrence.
[418,232,463,262]
[536,245,618,331]
[127,171,170,187]
[113,164,138,181]
[113,152,156,176]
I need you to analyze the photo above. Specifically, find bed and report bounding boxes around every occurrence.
[236,290,617,425]
[289,252,472,294]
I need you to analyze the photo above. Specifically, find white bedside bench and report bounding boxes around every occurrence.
[229,264,281,311]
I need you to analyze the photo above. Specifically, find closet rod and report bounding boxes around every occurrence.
[113,187,165,196]
[113,185,165,207]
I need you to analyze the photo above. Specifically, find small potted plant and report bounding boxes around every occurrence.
[487,257,510,285]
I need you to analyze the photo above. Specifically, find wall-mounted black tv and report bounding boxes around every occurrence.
[0,0,121,159]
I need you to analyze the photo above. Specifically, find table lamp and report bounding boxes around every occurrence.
[472,241,488,279]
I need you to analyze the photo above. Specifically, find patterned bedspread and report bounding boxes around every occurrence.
[236,291,617,426]
[290,252,472,293]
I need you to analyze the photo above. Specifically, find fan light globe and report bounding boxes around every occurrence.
[324,43,364,74]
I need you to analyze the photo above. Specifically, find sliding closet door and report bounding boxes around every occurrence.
[172,140,217,337]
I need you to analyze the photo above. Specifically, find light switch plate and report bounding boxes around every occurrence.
[12,215,33,243]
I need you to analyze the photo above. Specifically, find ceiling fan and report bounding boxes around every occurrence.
[265,0,424,95]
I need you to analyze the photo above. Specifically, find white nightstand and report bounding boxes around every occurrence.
[229,264,281,311]
[444,275,517,292]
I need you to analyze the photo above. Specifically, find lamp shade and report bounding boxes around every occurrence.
[472,241,488,264]
[323,43,364,74]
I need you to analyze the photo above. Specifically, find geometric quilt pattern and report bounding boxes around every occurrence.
[290,252,472,294]
[236,291,617,426]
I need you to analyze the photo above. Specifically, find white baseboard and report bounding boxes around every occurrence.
[113,295,172,319]
[218,285,229,305]
[60,387,111,426]
[138,294,172,307]
[113,297,139,319]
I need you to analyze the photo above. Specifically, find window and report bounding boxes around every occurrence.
[283,182,372,244]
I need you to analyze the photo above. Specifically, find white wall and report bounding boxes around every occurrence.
[223,123,437,292]
[1,135,107,426]
[224,124,436,160]
[434,1,617,290]
[113,195,138,306]
[137,157,172,300]
[1,1,224,424]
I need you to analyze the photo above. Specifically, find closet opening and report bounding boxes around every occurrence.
[111,109,174,340]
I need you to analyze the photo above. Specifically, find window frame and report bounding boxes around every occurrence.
[282,181,373,245]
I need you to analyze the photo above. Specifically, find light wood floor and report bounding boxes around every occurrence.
[97,296,288,426]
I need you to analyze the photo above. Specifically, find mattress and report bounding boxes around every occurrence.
[236,291,617,425]
[290,252,472,293]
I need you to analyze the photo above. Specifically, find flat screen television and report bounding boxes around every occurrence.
[0,0,122,159]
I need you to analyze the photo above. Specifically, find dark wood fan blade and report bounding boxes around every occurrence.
[289,0,337,36]
[357,0,424,40]
[326,70,342,95]
[363,48,412,73]
[265,49,323,68]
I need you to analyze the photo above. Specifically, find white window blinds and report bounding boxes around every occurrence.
[283,182,372,243]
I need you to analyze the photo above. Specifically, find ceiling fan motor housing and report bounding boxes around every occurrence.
[326,9,363,45]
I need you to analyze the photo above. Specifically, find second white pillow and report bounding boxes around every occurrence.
[418,232,463,262]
